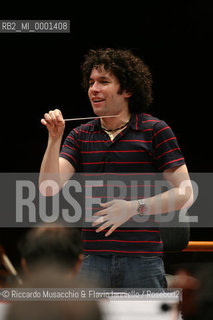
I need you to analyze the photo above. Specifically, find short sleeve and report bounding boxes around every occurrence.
[152,120,185,171]
[60,129,81,171]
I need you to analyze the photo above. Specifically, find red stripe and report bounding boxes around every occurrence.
[142,128,153,132]
[81,150,146,153]
[142,113,152,116]
[81,161,152,165]
[83,240,162,243]
[73,128,79,135]
[67,135,74,140]
[120,140,152,143]
[67,136,80,148]
[60,152,77,164]
[156,148,180,160]
[83,249,163,253]
[82,229,160,233]
[142,120,160,123]
[79,129,100,134]
[135,113,138,130]
[78,139,111,143]
[155,137,176,149]
[158,158,184,170]
[62,145,78,151]
[81,123,95,127]
[79,139,152,143]
[153,126,170,137]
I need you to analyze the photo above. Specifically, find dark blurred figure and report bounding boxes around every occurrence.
[171,265,213,320]
[18,224,83,277]
[0,270,10,288]
[6,268,103,320]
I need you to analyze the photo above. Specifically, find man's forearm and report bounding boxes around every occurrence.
[92,183,193,236]
[132,185,193,216]
[39,137,63,194]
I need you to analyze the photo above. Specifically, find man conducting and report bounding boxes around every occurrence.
[39,48,193,288]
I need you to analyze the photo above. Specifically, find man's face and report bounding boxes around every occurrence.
[88,66,130,116]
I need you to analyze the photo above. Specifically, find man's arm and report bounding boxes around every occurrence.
[39,109,75,196]
[92,164,193,236]
[138,164,193,215]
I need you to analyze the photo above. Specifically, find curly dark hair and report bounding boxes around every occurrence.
[81,48,153,113]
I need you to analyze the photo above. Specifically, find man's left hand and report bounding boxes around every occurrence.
[92,199,135,237]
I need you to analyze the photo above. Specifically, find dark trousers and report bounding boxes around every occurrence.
[78,254,167,288]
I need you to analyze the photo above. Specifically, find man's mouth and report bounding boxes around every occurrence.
[92,98,105,103]
[92,98,105,105]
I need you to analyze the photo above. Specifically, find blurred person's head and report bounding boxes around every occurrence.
[6,268,102,320]
[18,224,83,276]
[192,265,213,320]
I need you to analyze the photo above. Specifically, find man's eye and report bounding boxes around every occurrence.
[88,80,109,86]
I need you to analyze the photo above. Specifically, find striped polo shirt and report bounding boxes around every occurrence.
[60,112,185,256]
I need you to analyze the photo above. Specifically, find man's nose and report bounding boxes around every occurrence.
[90,82,100,93]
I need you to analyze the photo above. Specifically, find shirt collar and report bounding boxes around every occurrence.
[89,113,143,132]
[129,113,143,130]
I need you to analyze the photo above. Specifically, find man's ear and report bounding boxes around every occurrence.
[123,89,132,98]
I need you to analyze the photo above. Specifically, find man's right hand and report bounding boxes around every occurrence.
[41,109,65,139]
